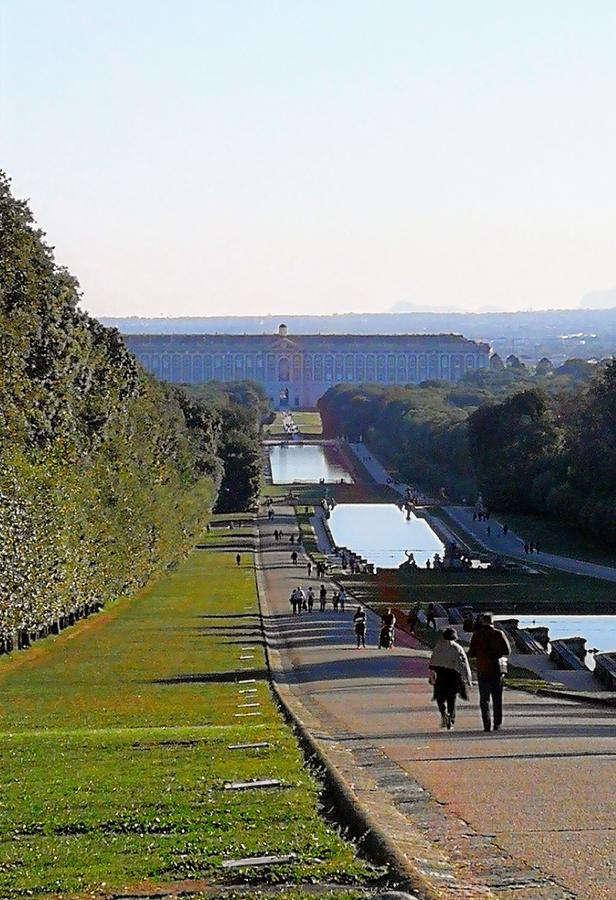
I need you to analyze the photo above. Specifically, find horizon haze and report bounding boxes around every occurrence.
[2,1,615,318]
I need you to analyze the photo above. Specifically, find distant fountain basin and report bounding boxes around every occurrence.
[269,443,354,484]
[328,502,444,570]
[497,615,616,663]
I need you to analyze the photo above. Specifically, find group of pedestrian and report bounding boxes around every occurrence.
[428,613,511,732]
[289,585,315,613]
[290,584,347,614]
[523,541,541,554]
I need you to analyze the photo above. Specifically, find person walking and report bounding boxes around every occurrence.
[338,587,347,611]
[426,603,437,630]
[307,586,315,612]
[319,584,327,611]
[429,627,472,729]
[332,591,339,611]
[291,550,298,565]
[307,560,312,577]
[235,553,241,567]
[469,613,511,732]
[353,607,367,648]
[379,607,396,648]
[290,589,299,615]
[297,585,307,612]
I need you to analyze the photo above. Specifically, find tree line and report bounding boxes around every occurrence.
[0,172,267,651]
[319,360,615,546]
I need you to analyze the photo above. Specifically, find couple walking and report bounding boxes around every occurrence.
[429,613,510,732]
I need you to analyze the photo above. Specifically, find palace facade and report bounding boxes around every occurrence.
[124,325,490,407]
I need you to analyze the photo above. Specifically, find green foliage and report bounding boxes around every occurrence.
[318,383,477,500]
[468,388,561,510]
[0,548,377,895]
[0,172,266,643]
[319,360,615,545]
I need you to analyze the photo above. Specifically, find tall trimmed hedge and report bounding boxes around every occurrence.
[0,172,264,649]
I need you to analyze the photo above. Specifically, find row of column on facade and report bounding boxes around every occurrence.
[134,351,486,384]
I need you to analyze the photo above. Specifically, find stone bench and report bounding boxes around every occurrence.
[550,639,588,671]
[593,652,616,690]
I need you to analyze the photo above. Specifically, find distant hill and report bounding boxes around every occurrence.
[579,289,616,309]
[103,307,616,337]
[103,308,616,366]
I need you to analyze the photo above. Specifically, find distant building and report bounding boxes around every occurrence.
[535,357,554,376]
[506,353,526,369]
[489,352,505,371]
[124,325,490,408]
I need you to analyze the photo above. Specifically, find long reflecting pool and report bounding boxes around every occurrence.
[269,443,354,484]
[328,502,443,569]
[496,615,616,657]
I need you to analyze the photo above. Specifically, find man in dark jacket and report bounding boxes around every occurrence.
[469,613,511,732]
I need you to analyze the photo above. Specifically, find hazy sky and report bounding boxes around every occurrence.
[2,1,616,317]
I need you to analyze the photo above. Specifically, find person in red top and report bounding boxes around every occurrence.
[469,613,511,732]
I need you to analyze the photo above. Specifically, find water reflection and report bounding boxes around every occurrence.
[329,502,444,569]
[269,444,353,484]
[497,615,616,658]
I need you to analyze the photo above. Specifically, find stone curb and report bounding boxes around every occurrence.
[253,522,456,900]
[535,686,616,707]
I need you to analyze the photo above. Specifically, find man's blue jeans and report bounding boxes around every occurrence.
[478,675,503,730]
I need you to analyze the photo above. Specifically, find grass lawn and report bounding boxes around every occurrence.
[265,412,323,437]
[339,568,616,615]
[0,542,380,898]
[496,511,616,569]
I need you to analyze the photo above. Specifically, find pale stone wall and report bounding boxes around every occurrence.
[124,328,490,408]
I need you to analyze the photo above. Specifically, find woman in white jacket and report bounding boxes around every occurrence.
[429,627,472,730]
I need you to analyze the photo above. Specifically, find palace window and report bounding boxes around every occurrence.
[387,354,396,382]
[366,354,376,382]
[293,354,302,381]
[266,354,276,381]
[193,354,203,382]
[429,353,438,380]
[325,354,334,382]
[345,354,354,381]
[204,355,213,379]
[224,354,233,381]
[376,355,386,382]
[315,355,324,381]
[278,357,290,381]
[304,354,313,381]
[397,354,406,382]
[335,354,344,382]
[356,354,365,382]
[418,354,427,381]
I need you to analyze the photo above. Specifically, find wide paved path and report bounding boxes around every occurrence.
[445,506,616,583]
[258,508,616,899]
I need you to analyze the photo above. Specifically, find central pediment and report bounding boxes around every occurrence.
[268,336,299,351]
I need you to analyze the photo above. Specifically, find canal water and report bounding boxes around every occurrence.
[496,615,616,655]
[269,443,354,484]
[328,502,444,569]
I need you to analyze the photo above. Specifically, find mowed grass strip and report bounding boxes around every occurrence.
[265,412,323,436]
[0,544,378,897]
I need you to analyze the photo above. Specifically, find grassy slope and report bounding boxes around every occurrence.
[0,533,377,898]
[265,412,323,436]
[497,511,616,568]
[339,568,616,614]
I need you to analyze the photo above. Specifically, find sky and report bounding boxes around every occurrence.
[1,1,616,318]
